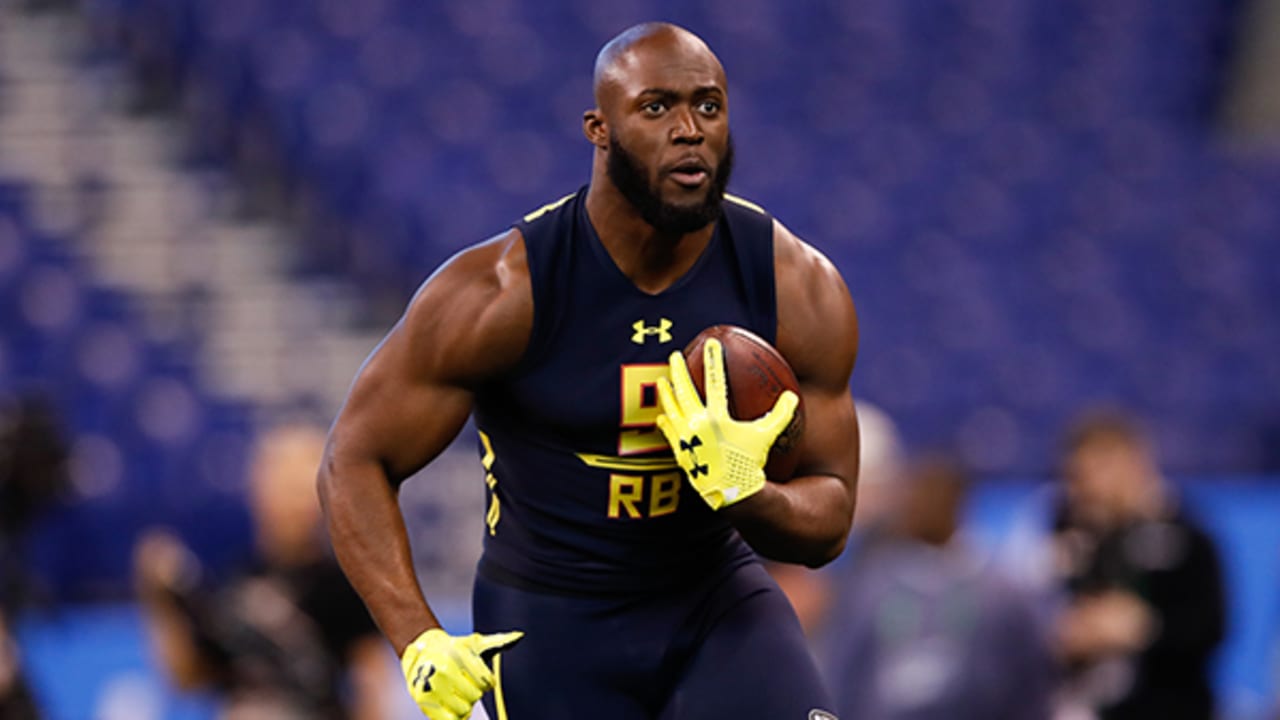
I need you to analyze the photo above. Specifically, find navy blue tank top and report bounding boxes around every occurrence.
[473,187,777,595]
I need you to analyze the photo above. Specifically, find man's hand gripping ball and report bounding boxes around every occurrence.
[656,337,799,510]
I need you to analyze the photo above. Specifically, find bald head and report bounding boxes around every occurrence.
[593,23,724,108]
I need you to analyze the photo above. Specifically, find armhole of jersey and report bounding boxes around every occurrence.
[507,221,550,377]
[506,191,578,376]
[722,194,778,346]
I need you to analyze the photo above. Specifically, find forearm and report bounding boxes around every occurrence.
[318,459,438,655]
[725,474,854,567]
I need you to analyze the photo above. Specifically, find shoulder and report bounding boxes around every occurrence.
[772,220,858,386]
[399,227,533,385]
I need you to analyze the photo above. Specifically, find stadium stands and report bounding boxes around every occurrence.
[77,0,1277,477]
[1,180,255,600]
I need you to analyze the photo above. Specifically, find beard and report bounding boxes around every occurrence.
[606,132,735,236]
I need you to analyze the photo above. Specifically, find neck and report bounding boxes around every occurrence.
[584,168,716,294]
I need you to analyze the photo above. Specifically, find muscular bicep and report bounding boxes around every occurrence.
[325,232,532,485]
[793,383,859,485]
[327,322,476,484]
[774,221,860,488]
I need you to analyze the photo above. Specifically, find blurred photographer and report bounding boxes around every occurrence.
[134,424,390,720]
[1051,410,1225,720]
[822,454,1056,720]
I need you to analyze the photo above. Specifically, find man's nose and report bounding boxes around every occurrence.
[670,107,703,144]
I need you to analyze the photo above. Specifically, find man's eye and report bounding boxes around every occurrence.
[643,101,666,114]
[698,100,721,114]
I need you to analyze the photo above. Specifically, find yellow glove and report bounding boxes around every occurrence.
[400,627,523,720]
[655,337,799,510]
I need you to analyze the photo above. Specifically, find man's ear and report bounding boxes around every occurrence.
[583,109,609,149]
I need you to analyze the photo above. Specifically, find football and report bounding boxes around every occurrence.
[683,325,805,481]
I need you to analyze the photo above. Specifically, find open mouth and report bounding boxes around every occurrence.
[667,160,710,188]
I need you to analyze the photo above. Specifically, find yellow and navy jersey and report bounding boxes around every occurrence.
[473,186,777,595]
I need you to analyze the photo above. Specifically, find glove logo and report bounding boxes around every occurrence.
[678,436,709,478]
[413,663,436,692]
[632,318,674,345]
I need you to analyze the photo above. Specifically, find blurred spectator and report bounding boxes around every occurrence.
[0,394,69,720]
[768,400,905,637]
[821,454,1055,720]
[0,608,42,719]
[134,424,390,720]
[1050,410,1226,720]
[847,400,908,534]
[0,394,71,610]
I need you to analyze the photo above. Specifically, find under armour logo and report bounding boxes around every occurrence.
[679,436,709,477]
[413,663,436,693]
[632,318,673,344]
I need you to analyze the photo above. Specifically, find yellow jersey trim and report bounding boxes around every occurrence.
[576,453,680,472]
[724,193,766,215]
[480,430,501,536]
[522,192,577,223]
[494,654,509,720]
